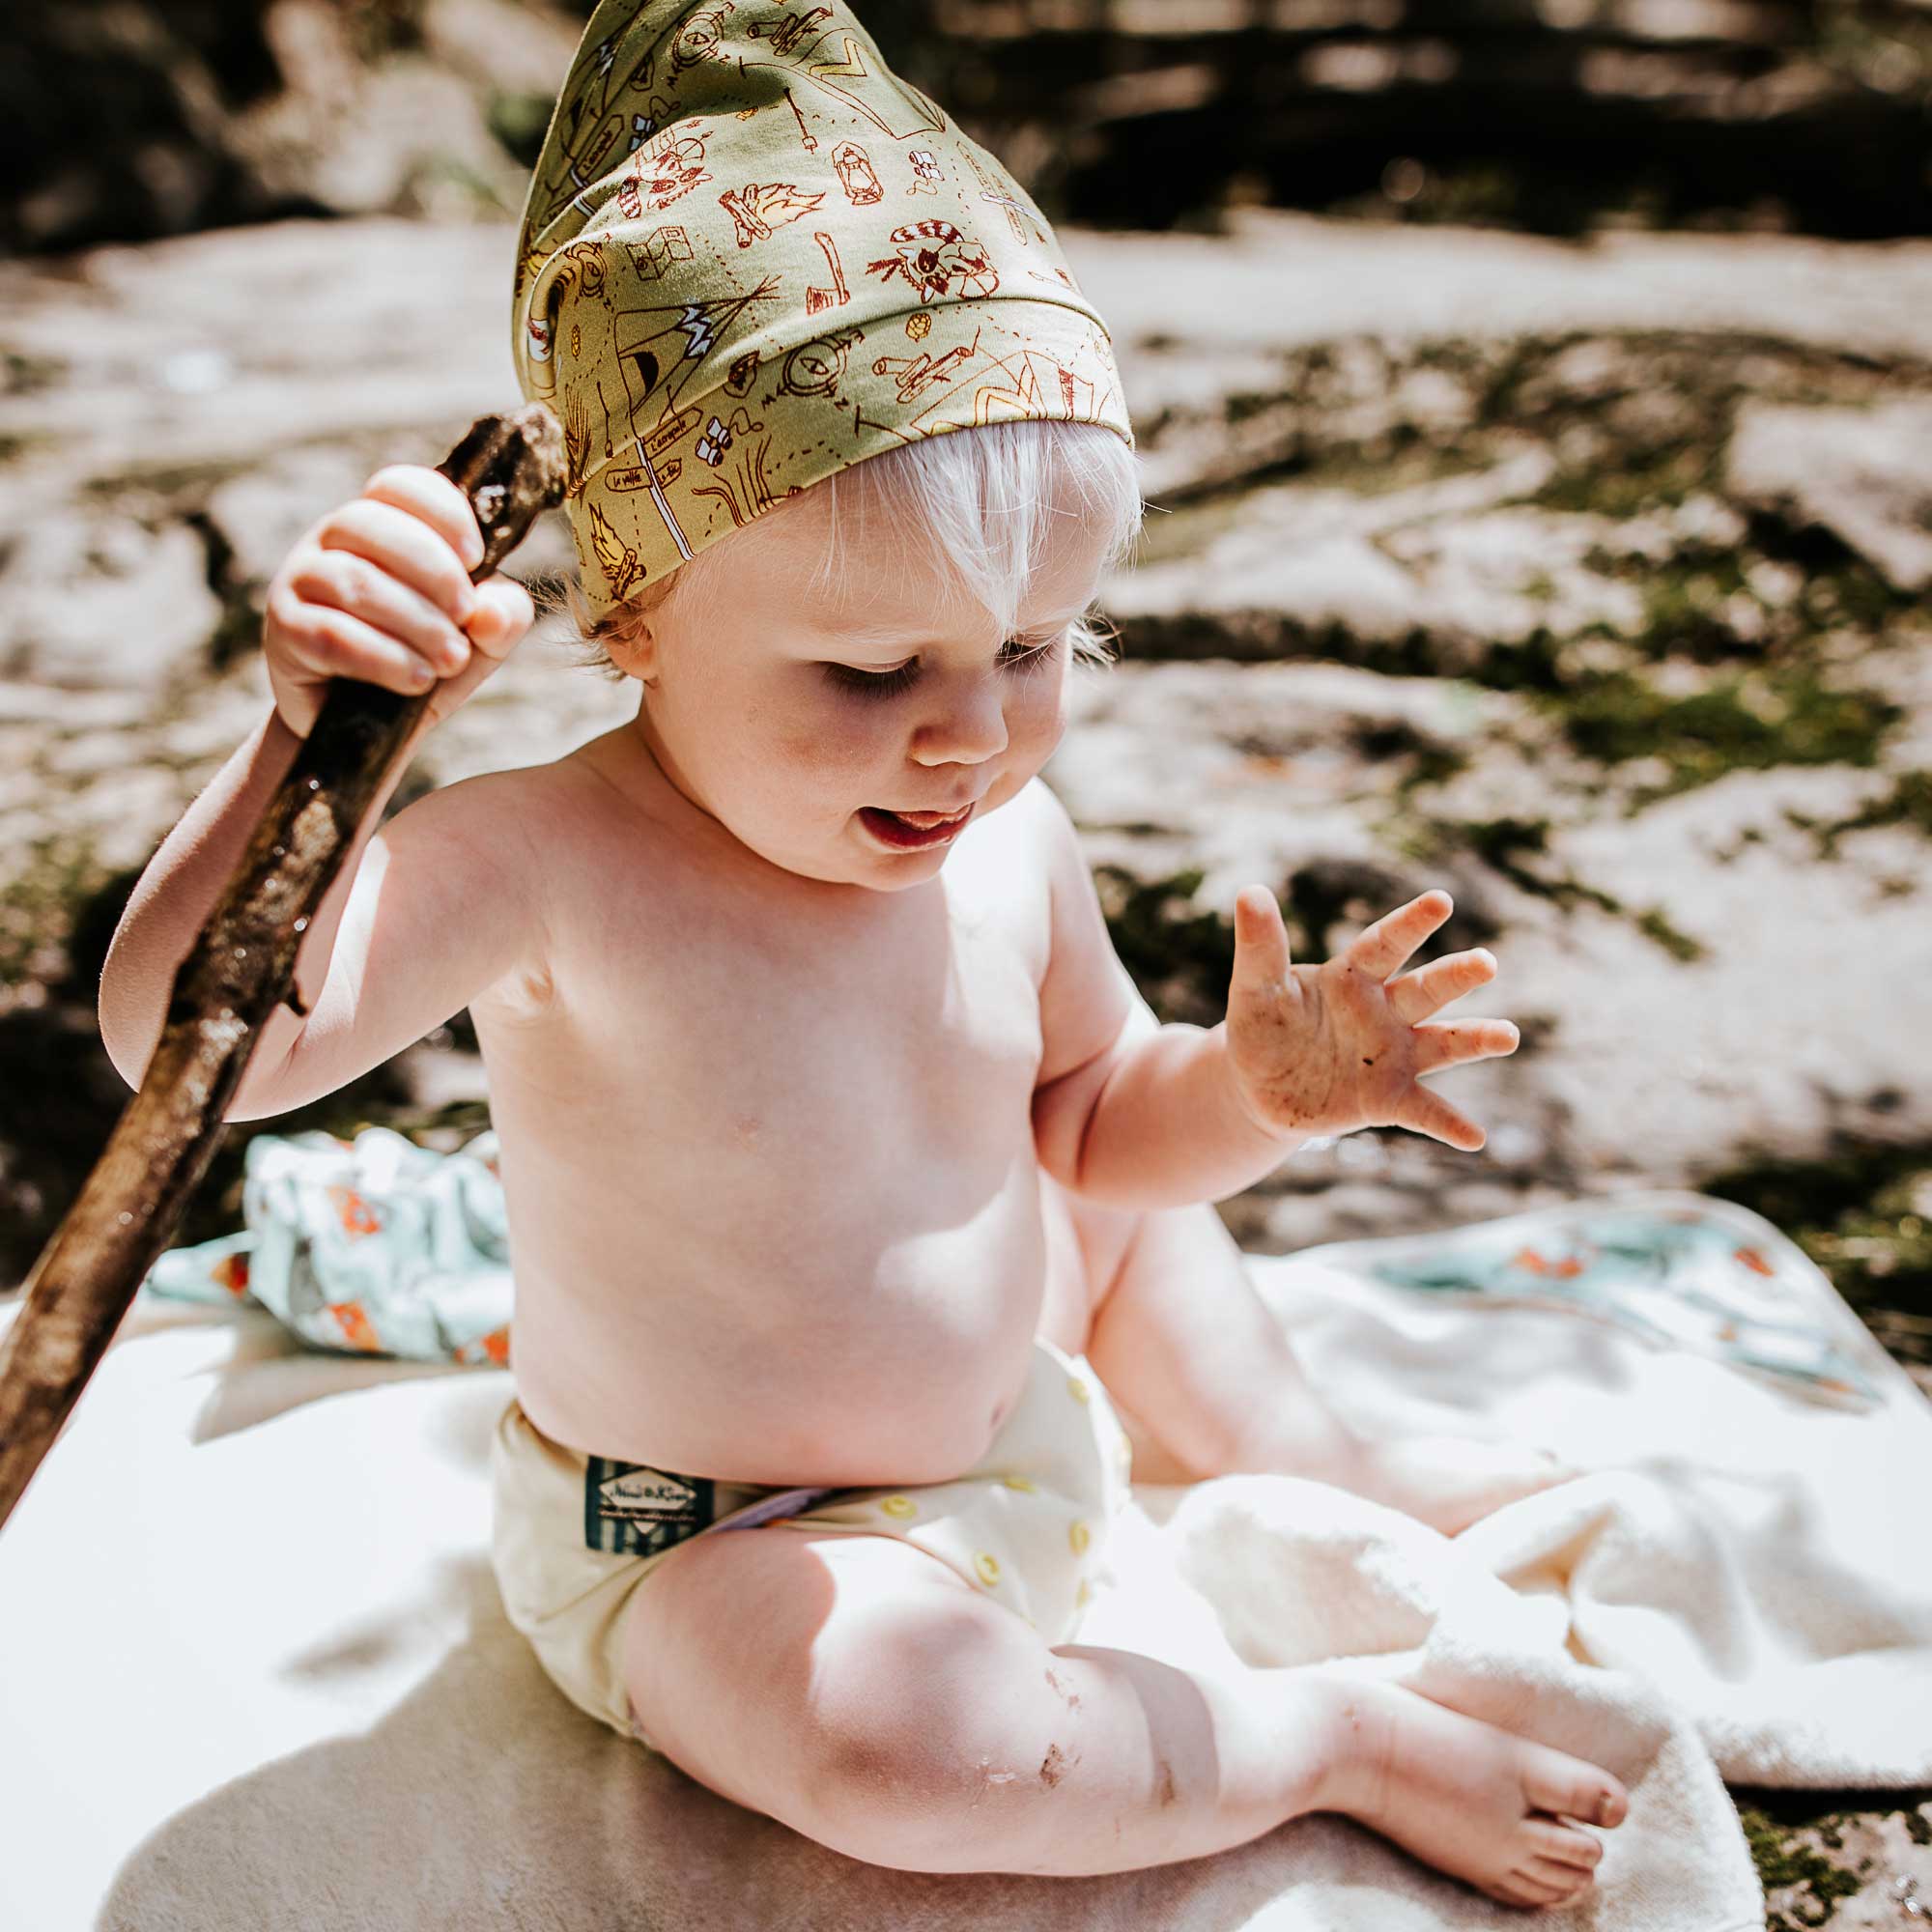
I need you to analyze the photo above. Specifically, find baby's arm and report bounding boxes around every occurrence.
[1032,785,1515,1205]
[1028,784,1308,1210]
[99,467,543,1120]
[99,724,546,1119]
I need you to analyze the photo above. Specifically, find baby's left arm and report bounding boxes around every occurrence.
[1028,785,1520,1210]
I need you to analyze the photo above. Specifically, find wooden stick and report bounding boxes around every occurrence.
[0,403,567,1536]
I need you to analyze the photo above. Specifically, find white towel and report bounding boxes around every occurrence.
[0,1190,1923,1930]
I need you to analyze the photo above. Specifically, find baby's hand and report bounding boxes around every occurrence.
[1223,887,1520,1151]
[263,464,536,739]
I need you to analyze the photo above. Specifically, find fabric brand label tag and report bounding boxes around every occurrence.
[583,1457,718,1558]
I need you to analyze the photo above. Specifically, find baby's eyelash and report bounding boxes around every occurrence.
[823,633,1061,700]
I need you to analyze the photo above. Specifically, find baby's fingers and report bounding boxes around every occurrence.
[1349,888,1453,982]
[1394,1082,1487,1152]
[1387,948,1497,1026]
[1230,885,1293,999]
[1409,1018,1520,1075]
[275,598,443,694]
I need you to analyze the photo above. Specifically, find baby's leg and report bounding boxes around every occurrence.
[620,1520,1624,1900]
[1073,1191,1581,1536]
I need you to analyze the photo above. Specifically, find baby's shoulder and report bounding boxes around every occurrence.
[979,773,1061,848]
[946,778,1062,958]
[959,774,1061,877]
[989,774,1085,895]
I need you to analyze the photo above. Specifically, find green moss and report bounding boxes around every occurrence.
[1094,865,1236,1027]
[1797,770,1932,859]
[1539,668,1901,808]
[1625,558,1753,659]
[0,835,108,988]
[1636,906,1707,962]
[487,89,557,170]
[1533,445,1710,519]
[1129,495,1260,568]
[1349,718,1470,792]
[2,347,66,397]
[340,0,427,61]
[1796,554,1916,635]
[1455,815,1623,914]
[1733,1785,1932,1929]
[1740,1804,1865,1924]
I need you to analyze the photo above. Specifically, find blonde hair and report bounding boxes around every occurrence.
[553,418,1144,679]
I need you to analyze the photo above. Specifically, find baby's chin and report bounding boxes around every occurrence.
[720,782,1016,892]
[708,819,951,895]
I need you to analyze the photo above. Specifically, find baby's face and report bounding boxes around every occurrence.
[630,473,1113,892]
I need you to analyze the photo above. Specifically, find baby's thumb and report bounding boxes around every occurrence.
[463,574,536,653]
[1230,885,1293,998]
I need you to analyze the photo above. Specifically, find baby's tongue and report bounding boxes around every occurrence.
[876,807,959,827]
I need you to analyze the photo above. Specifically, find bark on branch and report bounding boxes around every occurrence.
[0,403,568,1535]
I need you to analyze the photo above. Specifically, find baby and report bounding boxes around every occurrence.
[98,0,1627,1908]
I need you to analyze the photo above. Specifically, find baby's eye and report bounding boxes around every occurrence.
[821,633,1061,700]
[1001,632,1063,679]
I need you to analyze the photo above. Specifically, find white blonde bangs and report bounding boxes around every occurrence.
[559,418,1144,678]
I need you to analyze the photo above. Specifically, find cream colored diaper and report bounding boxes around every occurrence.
[489,1336,1135,1748]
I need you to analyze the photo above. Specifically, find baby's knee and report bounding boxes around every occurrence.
[800,1597,1057,1855]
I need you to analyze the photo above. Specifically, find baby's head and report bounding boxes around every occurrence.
[557,414,1142,890]
[514,0,1141,887]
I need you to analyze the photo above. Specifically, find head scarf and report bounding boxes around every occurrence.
[510,0,1135,620]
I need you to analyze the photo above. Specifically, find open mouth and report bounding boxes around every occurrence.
[858,803,975,848]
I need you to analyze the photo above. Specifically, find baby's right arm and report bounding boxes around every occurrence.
[98,465,542,1122]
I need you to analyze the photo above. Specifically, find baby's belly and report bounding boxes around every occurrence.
[502,1157,1079,1486]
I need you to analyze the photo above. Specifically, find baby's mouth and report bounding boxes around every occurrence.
[858,802,977,848]
[879,805,972,828]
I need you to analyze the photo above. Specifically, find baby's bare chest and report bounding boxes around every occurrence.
[469,810,1070,1473]
[483,823,1052,1226]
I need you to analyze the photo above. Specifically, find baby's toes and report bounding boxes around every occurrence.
[1520,1853,1596,1897]
[1523,1814,1605,1873]
[1498,1861,1585,1907]
[1523,1748,1628,1829]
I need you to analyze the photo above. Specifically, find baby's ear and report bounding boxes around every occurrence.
[599,595,662,680]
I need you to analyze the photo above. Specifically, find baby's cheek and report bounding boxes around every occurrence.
[771,711,877,791]
[1015,678,1069,760]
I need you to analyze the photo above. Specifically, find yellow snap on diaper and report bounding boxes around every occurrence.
[489,1336,1134,1748]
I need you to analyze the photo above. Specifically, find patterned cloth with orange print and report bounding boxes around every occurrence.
[137,1125,515,1367]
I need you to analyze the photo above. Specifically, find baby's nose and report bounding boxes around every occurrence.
[913,684,1009,764]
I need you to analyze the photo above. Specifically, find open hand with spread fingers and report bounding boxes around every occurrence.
[1223,886,1520,1151]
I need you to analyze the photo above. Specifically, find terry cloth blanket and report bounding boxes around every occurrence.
[1,1179,1926,1931]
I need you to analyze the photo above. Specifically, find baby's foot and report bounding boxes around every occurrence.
[1318,1678,1627,1909]
[1348,1432,1581,1537]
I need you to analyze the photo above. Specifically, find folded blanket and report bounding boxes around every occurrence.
[2,1184,1925,1931]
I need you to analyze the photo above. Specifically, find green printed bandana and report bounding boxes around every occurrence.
[511,0,1136,620]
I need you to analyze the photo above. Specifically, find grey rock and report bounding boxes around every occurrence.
[1727,398,1932,593]
[0,512,218,693]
